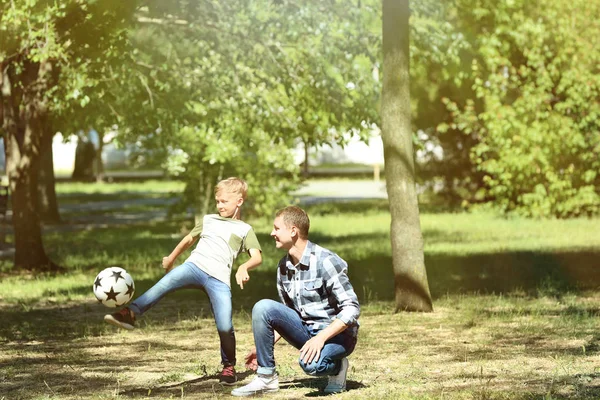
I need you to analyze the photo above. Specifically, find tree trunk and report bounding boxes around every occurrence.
[72,135,96,181]
[382,0,433,312]
[95,133,105,182]
[1,60,59,271]
[303,140,310,177]
[38,130,61,223]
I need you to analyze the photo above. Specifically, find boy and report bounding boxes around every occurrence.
[232,206,359,396]
[104,177,262,385]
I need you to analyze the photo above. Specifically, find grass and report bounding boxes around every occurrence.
[1,181,600,399]
[2,293,600,399]
[55,180,185,205]
[56,180,184,195]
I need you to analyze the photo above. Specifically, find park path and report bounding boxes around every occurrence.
[0,180,387,257]
[292,179,387,204]
[54,179,387,228]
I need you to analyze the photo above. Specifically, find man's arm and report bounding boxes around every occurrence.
[299,319,347,364]
[300,255,360,364]
[324,256,360,326]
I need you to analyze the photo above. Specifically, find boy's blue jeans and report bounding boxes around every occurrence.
[252,299,357,376]
[129,261,236,366]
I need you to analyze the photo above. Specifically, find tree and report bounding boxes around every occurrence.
[386,0,484,206]
[1,57,55,269]
[37,128,60,223]
[0,0,136,270]
[71,131,96,181]
[114,0,381,218]
[444,0,600,217]
[408,0,600,217]
[382,0,433,312]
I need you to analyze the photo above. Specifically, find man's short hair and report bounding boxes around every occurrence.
[276,206,310,239]
[215,177,248,200]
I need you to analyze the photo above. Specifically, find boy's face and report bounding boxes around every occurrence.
[271,215,295,250]
[215,190,243,218]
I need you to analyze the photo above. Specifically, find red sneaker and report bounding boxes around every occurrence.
[219,365,237,385]
[104,308,135,330]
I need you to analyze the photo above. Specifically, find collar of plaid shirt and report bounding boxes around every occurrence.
[282,241,315,275]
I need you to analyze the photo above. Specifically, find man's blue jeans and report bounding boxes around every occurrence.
[129,261,236,366]
[252,299,357,376]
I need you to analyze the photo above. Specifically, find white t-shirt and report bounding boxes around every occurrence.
[185,214,261,287]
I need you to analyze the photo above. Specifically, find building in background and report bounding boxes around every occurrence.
[1,131,385,179]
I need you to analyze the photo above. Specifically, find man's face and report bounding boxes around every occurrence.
[215,190,243,218]
[270,215,294,250]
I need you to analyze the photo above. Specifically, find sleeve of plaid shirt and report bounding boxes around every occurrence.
[323,255,360,326]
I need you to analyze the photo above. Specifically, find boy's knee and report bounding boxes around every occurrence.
[216,325,234,335]
[215,318,234,334]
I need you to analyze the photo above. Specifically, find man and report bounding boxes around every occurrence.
[232,206,360,396]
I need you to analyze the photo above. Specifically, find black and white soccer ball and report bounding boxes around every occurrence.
[93,267,135,308]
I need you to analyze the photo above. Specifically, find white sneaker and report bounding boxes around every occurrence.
[231,373,279,397]
[324,357,349,394]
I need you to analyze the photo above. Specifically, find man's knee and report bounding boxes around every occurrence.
[298,358,324,376]
[252,299,277,322]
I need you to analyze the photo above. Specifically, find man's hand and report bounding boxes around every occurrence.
[162,257,174,273]
[236,266,250,289]
[244,348,258,371]
[299,335,326,364]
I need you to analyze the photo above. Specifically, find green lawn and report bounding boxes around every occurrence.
[55,180,185,204]
[1,186,600,399]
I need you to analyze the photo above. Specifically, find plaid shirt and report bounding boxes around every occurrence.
[276,240,360,336]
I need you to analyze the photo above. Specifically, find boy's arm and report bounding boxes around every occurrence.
[235,248,262,289]
[162,234,197,272]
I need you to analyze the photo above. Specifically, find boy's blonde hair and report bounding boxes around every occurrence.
[215,177,248,200]
[275,206,310,239]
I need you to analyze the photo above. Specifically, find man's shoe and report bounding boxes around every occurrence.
[231,373,279,397]
[104,308,135,330]
[324,357,349,394]
[219,365,237,385]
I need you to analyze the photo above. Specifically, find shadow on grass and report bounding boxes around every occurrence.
[116,375,365,398]
[5,239,600,341]
[0,335,247,398]
[513,373,600,400]
[345,246,600,302]
[427,250,600,297]
[443,333,600,363]
[0,340,163,398]
[117,369,255,398]
[280,377,366,397]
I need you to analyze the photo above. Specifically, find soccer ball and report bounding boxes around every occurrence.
[93,267,135,308]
